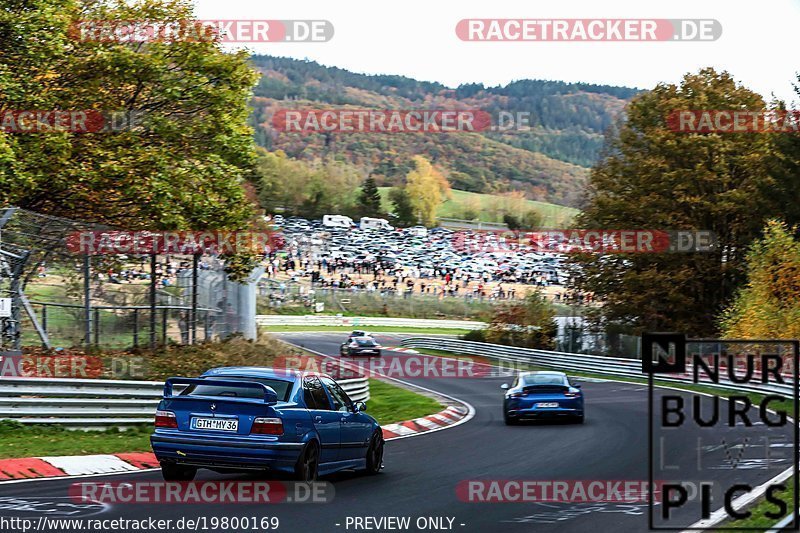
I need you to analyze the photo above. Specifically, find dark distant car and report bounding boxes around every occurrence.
[501,371,584,424]
[341,336,382,357]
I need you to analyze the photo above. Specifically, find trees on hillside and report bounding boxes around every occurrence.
[357,177,383,218]
[0,0,258,230]
[569,68,800,336]
[255,149,362,218]
[721,221,800,339]
[405,156,450,227]
[388,187,416,226]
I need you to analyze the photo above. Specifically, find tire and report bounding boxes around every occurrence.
[364,431,384,475]
[160,462,196,481]
[374,350,382,358]
[575,414,585,424]
[294,442,320,481]
[503,412,518,426]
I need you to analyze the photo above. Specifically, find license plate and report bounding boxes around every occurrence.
[191,417,238,431]
[536,402,559,408]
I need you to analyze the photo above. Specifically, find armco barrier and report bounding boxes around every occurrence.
[0,376,369,427]
[256,315,487,330]
[398,337,796,396]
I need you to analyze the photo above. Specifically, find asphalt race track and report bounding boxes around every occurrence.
[0,332,794,533]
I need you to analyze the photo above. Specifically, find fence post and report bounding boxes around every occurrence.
[41,305,47,336]
[83,255,91,348]
[93,308,100,346]
[191,253,199,344]
[149,254,156,349]
[132,309,138,347]
[204,311,210,341]
[161,308,168,345]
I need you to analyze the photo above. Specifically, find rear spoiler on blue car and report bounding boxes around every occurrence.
[164,377,279,405]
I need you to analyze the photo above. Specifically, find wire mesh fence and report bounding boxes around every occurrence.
[0,206,258,351]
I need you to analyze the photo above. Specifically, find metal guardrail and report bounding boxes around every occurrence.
[257,315,487,330]
[0,376,369,426]
[398,337,795,396]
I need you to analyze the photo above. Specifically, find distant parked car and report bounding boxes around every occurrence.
[151,367,384,481]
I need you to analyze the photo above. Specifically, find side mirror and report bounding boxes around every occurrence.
[354,401,367,412]
[500,383,510,390]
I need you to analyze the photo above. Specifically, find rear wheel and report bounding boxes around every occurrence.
[503,412,518,426]
[364,431,384,475]
[160,463,196,481]
[294,442,319,481]
[575,414,585,424]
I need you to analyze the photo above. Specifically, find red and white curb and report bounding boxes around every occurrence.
[381,405,469,440]
[0,452,159,481]
[382,346,419,354]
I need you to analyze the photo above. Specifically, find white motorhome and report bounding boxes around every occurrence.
[322,215,355,228]
[360,217,394,231]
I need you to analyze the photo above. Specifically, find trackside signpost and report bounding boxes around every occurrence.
[643,332,799,530]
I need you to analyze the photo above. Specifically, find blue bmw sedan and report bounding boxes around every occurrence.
[501,371,584,425]
[150,367,384,481]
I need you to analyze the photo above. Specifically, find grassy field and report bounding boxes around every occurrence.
[0,379,442,459]
[378,187,579,228]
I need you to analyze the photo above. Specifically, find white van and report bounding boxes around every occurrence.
[322,214,355,228]
[360,217,394,231]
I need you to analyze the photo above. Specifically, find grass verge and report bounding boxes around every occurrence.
[0,421,153,459]
[365,378,443,426]
[0,379,443,459]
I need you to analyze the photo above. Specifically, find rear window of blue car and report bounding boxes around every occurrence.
[182,377,293,401]
[521,374,568,386]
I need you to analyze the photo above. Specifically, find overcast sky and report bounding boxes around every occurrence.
[196,0,800,103]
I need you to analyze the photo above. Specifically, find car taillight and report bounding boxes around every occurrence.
[350,342,359,347]
[155,410,177,428]
[507,392,524,398]
[564,391,581,398]
[251,417,283,435]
